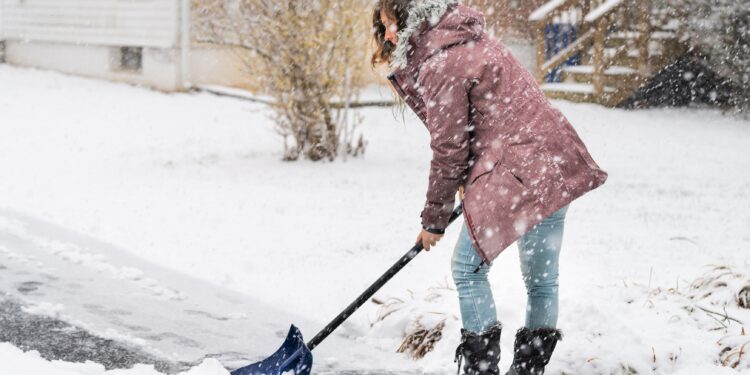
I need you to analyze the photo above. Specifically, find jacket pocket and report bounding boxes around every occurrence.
[468,158,499,185]
[505,167,526,189]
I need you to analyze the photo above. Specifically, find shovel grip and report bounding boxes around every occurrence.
[306,204,463,351]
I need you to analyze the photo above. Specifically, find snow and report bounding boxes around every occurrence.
[529,0,567,22]
[561,65,637,75]
[610,31,677,40]
[584,0,625,23]
[0,343,229,375]
[651,31,678,40]
[540,82,617,93]
[1,64,750,374]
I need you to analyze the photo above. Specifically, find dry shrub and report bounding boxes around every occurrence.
[685,265,749,309]
[718,328,749,369]
[370,280,458,360]
[738,285,750,309]
[397,317,446,359]
[370,296,405,324]
[193,0,369,161]
[681,265,750,369]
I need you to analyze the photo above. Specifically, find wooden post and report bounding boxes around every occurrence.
[592,17,605,100]
[637,0,651,78]
[580,0,592,42]
[581,0,591,18]
[536,21,547,83]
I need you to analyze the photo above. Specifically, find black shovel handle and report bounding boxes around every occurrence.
[306,204,464,350]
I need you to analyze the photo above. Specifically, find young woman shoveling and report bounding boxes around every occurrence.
[371,1,609,374]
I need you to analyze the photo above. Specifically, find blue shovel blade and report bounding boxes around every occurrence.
[231,324,313,375]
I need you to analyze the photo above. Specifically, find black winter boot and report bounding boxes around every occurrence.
[505,327,563,375]
[454,322,503,375]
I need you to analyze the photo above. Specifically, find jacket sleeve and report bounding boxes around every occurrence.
[417,63,471,232]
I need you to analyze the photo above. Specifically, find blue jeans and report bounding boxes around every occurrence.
[451,204,569,333]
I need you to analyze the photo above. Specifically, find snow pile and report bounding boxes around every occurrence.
[0,343,228,375]
[683,265,750,369]
[556,264,750,374]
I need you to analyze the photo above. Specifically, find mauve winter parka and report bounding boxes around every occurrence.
[386,0,608,264]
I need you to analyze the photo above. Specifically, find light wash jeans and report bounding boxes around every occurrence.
[451,204,570,333]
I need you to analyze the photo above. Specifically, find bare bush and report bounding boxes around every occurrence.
[194,0,369,161]
[397,318,446,359]
[370,280,458,360]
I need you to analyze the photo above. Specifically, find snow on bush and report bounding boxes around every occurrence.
[683,265,750,311]
[625,264,750,371]
[368,278,460,360]
[718,331,750,369]
[682,265,750,369]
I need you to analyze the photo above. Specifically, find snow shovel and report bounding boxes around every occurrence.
[231,204,464,375]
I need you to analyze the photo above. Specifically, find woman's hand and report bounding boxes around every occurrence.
[416,229,444,251]
[416,186,463,251]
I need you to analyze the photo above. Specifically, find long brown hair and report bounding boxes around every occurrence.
[371,0,413,67]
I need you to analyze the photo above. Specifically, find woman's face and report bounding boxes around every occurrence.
[380,9,399,45]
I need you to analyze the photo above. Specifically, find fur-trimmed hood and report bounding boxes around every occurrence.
[389,0,485,72]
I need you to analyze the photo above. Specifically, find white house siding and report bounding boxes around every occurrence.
[1,0,186,91]
[188,45,258,90]
[1,2,5,62]
[504,41,536,73]
[2,0,177,48]
[0,1,4,39]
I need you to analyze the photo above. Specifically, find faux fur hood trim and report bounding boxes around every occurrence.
[389,0,459,72]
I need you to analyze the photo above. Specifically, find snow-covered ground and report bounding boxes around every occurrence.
[0,64,749,374]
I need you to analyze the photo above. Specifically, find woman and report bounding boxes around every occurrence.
[372,0,608,374]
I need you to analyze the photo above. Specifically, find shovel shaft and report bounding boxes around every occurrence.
[306,204,463,351]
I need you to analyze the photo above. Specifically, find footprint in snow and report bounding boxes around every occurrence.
[146,332,203,349]
[17,281,43,294]
[184,309,230,321]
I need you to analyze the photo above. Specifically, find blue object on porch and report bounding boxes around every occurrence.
[545,22,580,82]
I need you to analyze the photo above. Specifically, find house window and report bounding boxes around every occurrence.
[114,46,143,72]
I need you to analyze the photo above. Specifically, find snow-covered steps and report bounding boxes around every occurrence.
[562,65,638,76]
[583,0,624,22]
[541,82,617,94]
[560,65,640,88]
[540,82,618,104]
[609,30,678,40]
[561,65,637,75]
[528,0,568,22]
[528,0,687,107]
